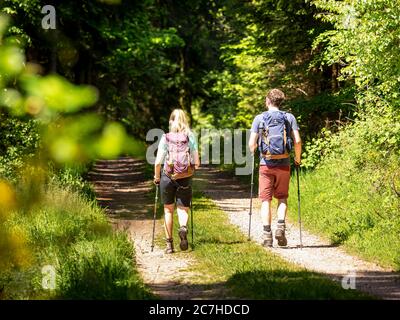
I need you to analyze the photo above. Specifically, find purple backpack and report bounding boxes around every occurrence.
[164,132,194,180]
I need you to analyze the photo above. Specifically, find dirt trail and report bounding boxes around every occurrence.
[196,166,400,300]
[88,157,400,300]
[88,157,227,300]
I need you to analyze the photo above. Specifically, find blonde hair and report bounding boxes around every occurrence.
[169,109,190,134]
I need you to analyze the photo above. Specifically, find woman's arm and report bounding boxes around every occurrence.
[189,132,200,169]
[154,135,167,184]
[193,150,200,169]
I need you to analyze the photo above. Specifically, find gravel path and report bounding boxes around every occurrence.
[88,159,400,300]
[88,157,227,300]
[196,166,400,300]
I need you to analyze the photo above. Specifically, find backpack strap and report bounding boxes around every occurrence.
[163,171,192,190]
[258,112,269,145]
[282,112,292,131]
[261,153,289,160]
[279,112,287,150]
[275,111,291,146]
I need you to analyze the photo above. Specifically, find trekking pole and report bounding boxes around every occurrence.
[190,198,194,248]
[248,153,255,241]
[151,184,159,252]
[296,165,303,248]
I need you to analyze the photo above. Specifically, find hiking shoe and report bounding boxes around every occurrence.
[165,238,174,254]
[275,223,287,247]
[178,226,188,251]
[263,230,273,247]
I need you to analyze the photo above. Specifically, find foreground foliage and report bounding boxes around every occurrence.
[1,180,153,299]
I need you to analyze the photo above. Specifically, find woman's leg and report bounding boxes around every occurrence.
[177,206,189,251]
[175,177,192,251]
[176,206,189,227]
[175,177,192,227]
[164,204,175,239]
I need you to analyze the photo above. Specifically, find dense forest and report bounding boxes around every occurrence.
[0,0,399,299]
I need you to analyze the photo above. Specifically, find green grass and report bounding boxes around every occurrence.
[1,181,154,300]
[166,187,371,299]
[287,161,400,271]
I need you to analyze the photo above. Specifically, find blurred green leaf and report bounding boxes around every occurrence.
[0,14,10,38]
[0,88,24,114]
[50,137,80,164]
[0,45,25,77]
[96,122,126,159]
[21,74,98,113]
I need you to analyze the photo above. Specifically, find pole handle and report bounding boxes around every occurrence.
[151,184,159,252]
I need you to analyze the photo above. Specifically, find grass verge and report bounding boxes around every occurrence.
[1,180,154,300]
[287,163,400,271]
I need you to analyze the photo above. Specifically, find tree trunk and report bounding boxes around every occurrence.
[179,48,193,124]
[331,63,339,91]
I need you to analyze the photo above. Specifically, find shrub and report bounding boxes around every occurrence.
[50,164,96,201]
[0,115,40,181]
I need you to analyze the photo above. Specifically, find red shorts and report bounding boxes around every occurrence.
[259,165,290,201]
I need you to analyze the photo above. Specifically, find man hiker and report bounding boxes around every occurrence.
[248,89,302,247]
[154,109,200,254]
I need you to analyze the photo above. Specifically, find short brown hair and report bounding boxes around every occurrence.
[266,89,285,107]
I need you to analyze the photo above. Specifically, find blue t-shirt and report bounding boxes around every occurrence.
[251,110,299,166]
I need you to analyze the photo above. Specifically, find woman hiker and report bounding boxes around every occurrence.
[154,109,200,254]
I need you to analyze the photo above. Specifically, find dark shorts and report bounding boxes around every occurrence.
[160,173,192,207]
[259,165,290,201]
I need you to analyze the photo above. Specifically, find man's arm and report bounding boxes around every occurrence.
[248,132,259,154]
[292,129,302,165]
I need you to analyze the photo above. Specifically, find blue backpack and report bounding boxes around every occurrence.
[258,111,293,160]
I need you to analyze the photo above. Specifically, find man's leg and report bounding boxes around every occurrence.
[259,165,274,247]
[276,198,287,222]
[261,200,272,226]
[260,200,273,247]
[273,166,290,247]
